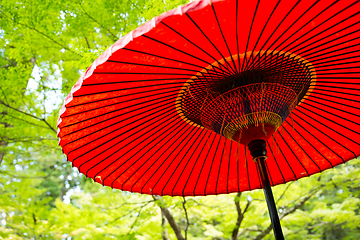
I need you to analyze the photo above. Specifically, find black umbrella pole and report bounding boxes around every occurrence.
[248,140,284,240]
[257,157,284,240]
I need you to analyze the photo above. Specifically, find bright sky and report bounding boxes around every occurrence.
[27,64,65,113]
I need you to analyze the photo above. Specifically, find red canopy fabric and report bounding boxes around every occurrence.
[58,0,360,196]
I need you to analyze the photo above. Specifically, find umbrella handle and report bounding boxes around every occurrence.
[257,157,285,240]
[248,140,284,240]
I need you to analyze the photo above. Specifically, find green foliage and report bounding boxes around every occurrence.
[1,0,360,239]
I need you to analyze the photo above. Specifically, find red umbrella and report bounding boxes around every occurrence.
[58,0,360,238]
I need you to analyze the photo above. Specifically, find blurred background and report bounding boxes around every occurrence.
[0,0,359,239]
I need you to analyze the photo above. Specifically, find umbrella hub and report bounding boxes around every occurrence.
[178,50,316,145]
[200,82,297,145]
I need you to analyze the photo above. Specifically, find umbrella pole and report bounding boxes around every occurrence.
[257,157,284,240]
[248,140,284,240]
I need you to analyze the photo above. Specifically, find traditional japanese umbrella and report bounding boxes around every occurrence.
[57,0,360,239]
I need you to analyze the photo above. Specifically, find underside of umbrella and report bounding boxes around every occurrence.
[58,3,360,234]
[59,0,360,196]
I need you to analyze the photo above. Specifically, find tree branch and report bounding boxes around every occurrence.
[0,101,57,133]
[0,141,8,166]
[0,10,82,57]
[276,182,294,205]
[161,211,170,240]
[0,170,54,179]
[78,3,118,42]
[232,192,251,240]
[182,197,189,240]
[152,195,185,240]
[254,183,326,240]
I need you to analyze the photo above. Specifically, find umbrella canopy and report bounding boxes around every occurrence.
[58,0,360,197]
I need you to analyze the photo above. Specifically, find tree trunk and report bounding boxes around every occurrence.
[161,211,170,240]
[153,195,185,240]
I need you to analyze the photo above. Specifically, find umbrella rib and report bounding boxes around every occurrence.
[245,146,251,190]
[290,115,344,164]
[75,114,182,176]
[134,125,203,195]
[214,138,227,195]
[93,71,192,75]
[316,80,360,85]
[273,0,358,54]
[292,110,356,159]
[236,145,241,192]
[309,91,360,104]
[142,34,233,78]
[311,87,360,100]
[160,21,233,77]
[107,59,199,72]
[282,121,322,172]
[226,139,231,194]
[157,126,202,196]
[247,0,303,71]
[301,22,360,56]
[235,0,240,73]
[315,82,360,89]
[185,13,237,75]
[287,14,360,56]
[305,98,360,118]
[298,30,360,60]
[267,139,286,183]
[203,134,221,195]
[99,117,190,188]
[66,84,181,99]
[271,134,298,180]
[66,105,178,155]
[311,53,360,65]
[301,102,360,134]
[59,96,176,138]
[81,77,190,85]
[168,128,209,196]
[92,71,224,84]
[269,0,323,50]
[317,76,360,79]
[276,130,310,177]
[241,0,260,72]
[317,71,360,76]
[294,109,358,158]
[81,81,184,90]
[168,128,208,196]
[211,3,238,74]
[82,112,186,180]
[148,125,202,196]
[309,94,360,111]
[315,65,360,72]
[79,116,184,181]
[301,39,360,62]
[102,116,189,186]
[204,135,222,195]
[60,87,180,118]
[124,122,202,195]
[59,90,178,124]
[196,72,216,89]
[243,0,283,72]
[121,47,223,73]
[267,0,335,53]
[193,132,217,195]
[181,130,212,196]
